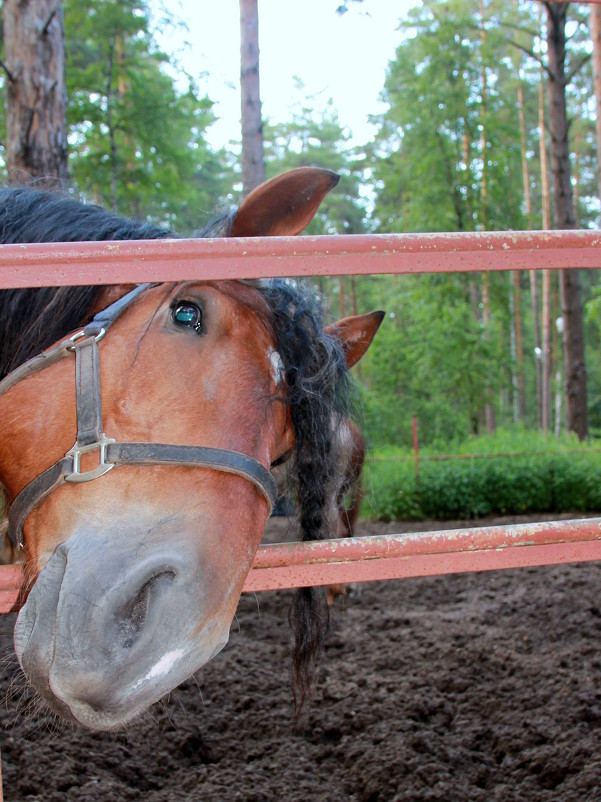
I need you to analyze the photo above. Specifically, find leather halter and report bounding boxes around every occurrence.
[0,284,278,549]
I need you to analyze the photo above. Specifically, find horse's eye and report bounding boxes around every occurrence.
[172,302,203,334]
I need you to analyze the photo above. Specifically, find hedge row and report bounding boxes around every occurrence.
[362,453,601,521]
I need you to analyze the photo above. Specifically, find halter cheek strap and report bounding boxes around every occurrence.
[2,284,278,549]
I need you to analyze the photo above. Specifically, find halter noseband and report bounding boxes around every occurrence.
[0,284,278,549]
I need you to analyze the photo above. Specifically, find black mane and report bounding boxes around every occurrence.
[0,188,170,378]
[0,187,350,711]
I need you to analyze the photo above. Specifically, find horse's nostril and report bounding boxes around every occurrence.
[116,571,175,649]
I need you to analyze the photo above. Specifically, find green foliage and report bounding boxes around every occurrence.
[354,270,516,448]
[342,0,601,449]
[363,429,601,520]
[585,288,601,435]
[0,2,232,227]
[371,0,531,234]
[63,0,232,229]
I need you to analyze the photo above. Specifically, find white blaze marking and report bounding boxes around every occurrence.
[146,648,184,679]
[137,648,184,687]
[268,348,284,386]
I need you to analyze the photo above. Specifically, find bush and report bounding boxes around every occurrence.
[361,429,601,521]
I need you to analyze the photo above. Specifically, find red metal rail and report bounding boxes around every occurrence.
[0,229,599,287]
[245,518,601,591]
[1,518,600,612]
[0,231,600,604]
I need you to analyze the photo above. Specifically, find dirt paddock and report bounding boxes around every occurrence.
[1,514,601,801]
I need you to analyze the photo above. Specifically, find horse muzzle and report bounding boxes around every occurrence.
[14,523,234,730]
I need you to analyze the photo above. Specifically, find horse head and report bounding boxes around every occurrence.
[0,168,383,730]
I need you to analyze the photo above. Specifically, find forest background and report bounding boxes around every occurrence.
[1,0,600,519]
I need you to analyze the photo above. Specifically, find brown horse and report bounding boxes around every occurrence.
[0,168,383,730]
[272,412,367,605]
[325,418,366,604]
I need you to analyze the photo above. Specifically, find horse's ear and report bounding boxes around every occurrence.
[326,310,385,369]
[229,167,339,237]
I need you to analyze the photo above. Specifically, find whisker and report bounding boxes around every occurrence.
[191,673,204,704]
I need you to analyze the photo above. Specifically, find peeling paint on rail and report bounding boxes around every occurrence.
[0,230,599,288]
[241,518,601,592]
[1,518,600,611]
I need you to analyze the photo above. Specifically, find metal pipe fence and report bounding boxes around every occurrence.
[0,229,599,286]
[0,229,600,603]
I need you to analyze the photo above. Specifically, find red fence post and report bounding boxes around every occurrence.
[412,416,419,480]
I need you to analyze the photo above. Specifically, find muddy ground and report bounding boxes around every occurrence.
[1,514,601,801]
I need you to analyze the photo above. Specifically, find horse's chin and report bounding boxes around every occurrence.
[39,637,229,732]
[14,525,240,731]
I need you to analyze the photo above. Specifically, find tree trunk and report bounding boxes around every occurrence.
[545,2,588,440]
[337,278,346,319]
[572,122,580,227]
[240,0,265,195]
[509,275,519,423]
[538,80,552,232]
[538,68,552,432]
[517,83,532,229]
[552,276,562,437]
[350,276,358,318]
[478,0,488,231]
[518,81,542,426]
[350,276,362,380]
[478,3,495,433]
[106,37,119,212]
[512,271,526,421]
[530,271,543,428]
[481,273,496,434]
[591,3,601,203]
[542,269,551,432]
[3,0,68,188]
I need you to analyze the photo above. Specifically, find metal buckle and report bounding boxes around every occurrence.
[65,435,116,483]
[66,327,106,351]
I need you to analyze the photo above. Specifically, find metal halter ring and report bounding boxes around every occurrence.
[66,328,106,350]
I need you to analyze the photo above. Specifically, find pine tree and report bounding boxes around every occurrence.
[2,0,68,187]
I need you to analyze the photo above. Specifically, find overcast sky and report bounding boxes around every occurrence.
[154,0,414,149]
